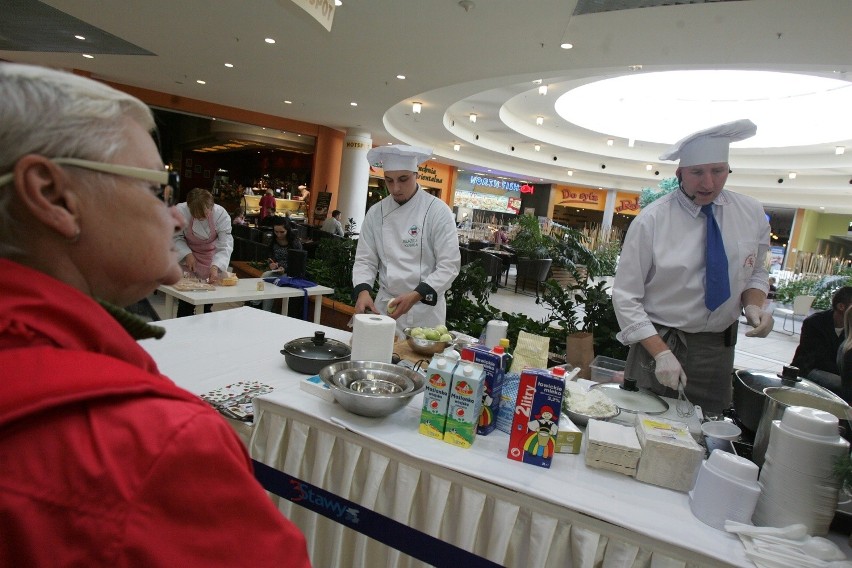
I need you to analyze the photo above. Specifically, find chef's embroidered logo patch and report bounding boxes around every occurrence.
[743,253,756,268]
[402,225,421,248]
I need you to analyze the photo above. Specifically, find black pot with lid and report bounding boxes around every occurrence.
[732,365,842,435]
[280,331,351,375]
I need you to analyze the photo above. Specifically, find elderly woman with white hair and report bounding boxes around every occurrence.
[0,63,309,567]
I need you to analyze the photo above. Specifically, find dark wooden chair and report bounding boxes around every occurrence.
[515,258,552,299]
[471,250,504,291]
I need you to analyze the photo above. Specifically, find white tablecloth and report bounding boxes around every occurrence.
[140,308,752,567]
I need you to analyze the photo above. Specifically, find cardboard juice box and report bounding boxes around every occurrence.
[418,356,455,440]
[507,368,565,468]
[461,344,510,436]
[443,363,485,449]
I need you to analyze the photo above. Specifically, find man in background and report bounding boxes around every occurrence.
[791,286,852,393]
[321,209,345,237]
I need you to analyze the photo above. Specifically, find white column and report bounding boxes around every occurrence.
[337,129,372,232]
[602,189,616,233]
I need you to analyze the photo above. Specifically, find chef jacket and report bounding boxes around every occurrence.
[613,188,770,345]
[353,187,460,330]
[174,203,234,273]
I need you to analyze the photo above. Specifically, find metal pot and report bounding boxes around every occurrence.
[280,331,351,375]
[732,366,839,434]
[752,386,851,466]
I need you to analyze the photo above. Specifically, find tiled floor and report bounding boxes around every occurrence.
[146,277,802,375]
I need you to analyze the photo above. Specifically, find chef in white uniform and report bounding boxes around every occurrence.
[613,119,774,413]
[353,145,461,332]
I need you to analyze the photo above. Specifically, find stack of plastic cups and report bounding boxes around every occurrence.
[752,406,850,535]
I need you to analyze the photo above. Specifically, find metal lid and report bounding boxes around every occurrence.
[734,368,836,400]
[591,381,669,414]
[282,331,351,361]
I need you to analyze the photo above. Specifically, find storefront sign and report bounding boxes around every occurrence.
[615,192,641,216]
[554,186,605,211]
[468,175,521,192]
[290,0,336,31]
[346,140,369,149]
[520,184,535,194]
[418,164,444,186]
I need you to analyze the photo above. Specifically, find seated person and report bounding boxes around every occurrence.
[767,276,777,299]
[838,306,852,403]
[790,286,852,392]
[492,226,509,247]
[321,209,345,237]
[254,218,303,311]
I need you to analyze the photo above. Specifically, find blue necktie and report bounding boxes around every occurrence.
[702,204,730,311]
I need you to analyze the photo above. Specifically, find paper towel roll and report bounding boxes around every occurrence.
[484,319,508,349]
[350,314,396,363]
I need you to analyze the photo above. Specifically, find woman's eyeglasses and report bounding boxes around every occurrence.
[0,157,179,196]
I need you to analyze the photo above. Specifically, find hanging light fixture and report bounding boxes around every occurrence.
[412,102,422,114]
[538,85,548,95]
[469,113,477,123]
[536,116,544,126]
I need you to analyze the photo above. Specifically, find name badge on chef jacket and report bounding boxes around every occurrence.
[402,224,420,248]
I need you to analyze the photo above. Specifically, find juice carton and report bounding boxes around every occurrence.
[418,356,456,440]
[461,344,511,436]
[443,363,485,449]
[507,368,566,468]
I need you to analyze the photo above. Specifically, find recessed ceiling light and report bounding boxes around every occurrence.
[536,116,544,126]
[264,38,276,44]
[628,64,643,71]
[350,102,357,106]
[224,63,234,68]
[412,102,422,113]
[566,169,573,176]
[788,172,797,179]
[82,54,94,59]
[646,164,653,171]
[560,42,573,50]
[453,143,461,151]
[837,146,846,155]
[538,85,548,95]
[335,0,342,5]
[533,79,542,85]
[469,113,477,123]
[396,74,406,80]
[284,100,292,104]
[534,144,541,152]
[606,139,614,146]
[196,80,206,85]
[74,35,85,40]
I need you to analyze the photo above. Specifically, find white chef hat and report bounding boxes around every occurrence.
[367,144,432,172]
[659,119,757,167]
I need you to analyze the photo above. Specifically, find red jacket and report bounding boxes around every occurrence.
[0,260,311,567]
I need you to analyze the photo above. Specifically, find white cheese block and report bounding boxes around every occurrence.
[634,414,703,492]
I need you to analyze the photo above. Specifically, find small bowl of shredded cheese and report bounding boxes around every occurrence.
[562,382,619,426]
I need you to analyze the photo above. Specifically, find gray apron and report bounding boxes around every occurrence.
[624,323,736,414]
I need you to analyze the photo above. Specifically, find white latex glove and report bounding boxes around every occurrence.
[653,349,687,390]
[744,305,774,338]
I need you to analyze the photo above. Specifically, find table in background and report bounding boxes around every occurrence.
[156,278,332,323]
[140,308,756,568]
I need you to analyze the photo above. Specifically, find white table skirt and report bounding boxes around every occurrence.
[141,309,752,567]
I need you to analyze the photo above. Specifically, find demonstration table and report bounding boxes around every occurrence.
[156,278,332,323]
[139,308,765,568]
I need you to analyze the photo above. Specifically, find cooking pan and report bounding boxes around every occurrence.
[280,331,351,375]
[733,366,842,435]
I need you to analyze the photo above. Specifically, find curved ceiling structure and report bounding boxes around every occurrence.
[2,0,851,212]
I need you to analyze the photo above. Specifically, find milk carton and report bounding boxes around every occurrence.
[418,356,455,440]
[507,368,565,468]
[461,344,511,436]
[443,363,485,449]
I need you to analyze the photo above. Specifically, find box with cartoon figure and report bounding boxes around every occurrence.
[507,368,565,468]
[418,355,456,440]
[461,344,510,436]
[443,363,485,449]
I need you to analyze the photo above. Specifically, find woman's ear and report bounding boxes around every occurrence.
[13,155,81,241]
